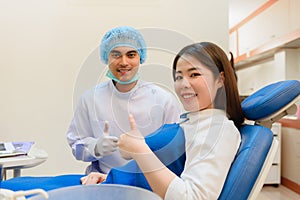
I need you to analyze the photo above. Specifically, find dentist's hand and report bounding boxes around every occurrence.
[80,172,107,185]
[95,121,118,156]
[118,114,147,160]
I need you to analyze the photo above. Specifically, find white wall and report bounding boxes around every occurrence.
[0,0,229,176]
[285,48,300,80]
[237,58,279,95]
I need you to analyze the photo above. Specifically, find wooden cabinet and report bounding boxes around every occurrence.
[229,0,300,66]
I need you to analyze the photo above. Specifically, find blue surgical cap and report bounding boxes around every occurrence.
[100,26,147,64]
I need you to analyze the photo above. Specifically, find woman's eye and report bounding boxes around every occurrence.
[191,73,201,77]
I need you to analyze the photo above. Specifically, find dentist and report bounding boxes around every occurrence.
[67,26,180,175]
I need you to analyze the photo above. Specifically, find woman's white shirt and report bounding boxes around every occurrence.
[165,109,241,200]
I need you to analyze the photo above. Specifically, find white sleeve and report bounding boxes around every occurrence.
[66,95,101,162]
[164,123,240,200]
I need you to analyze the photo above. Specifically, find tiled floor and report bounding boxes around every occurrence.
[257,185,300,200]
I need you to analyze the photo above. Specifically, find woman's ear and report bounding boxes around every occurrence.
[217,71,225,88]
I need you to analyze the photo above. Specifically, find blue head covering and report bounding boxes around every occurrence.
[100,26,147,64]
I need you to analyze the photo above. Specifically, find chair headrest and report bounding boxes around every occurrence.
[241,80,300,127]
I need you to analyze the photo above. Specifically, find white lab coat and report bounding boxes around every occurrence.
[67,80,180,173]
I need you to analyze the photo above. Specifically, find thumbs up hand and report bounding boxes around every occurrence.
[118,114,147,160]
[95,121,119,156]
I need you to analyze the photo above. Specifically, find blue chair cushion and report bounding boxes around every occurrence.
[242,80,300,120]
[0,174,84,191]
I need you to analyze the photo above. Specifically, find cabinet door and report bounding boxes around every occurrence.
[265,122,281,185]
[265,165,280,184]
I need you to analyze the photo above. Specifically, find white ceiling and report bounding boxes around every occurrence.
[229,0,268,28]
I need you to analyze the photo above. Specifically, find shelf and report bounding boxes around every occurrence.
[234,29,300,70]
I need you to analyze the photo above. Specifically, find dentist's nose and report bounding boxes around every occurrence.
[120,55,129,66]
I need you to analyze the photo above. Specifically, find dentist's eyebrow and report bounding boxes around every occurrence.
[126,50,138,53]
[110,50,121,54]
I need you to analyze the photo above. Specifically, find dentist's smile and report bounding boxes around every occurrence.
[117,68,132,75]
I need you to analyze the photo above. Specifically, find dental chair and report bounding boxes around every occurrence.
[1,80,300,200]
[219,79,300,200]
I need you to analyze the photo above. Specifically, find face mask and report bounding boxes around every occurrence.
[106,70,139,85]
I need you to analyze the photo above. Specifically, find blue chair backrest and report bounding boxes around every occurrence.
[218,125,273,199]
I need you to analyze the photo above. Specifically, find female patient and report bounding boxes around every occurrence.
[82,42,244,200]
